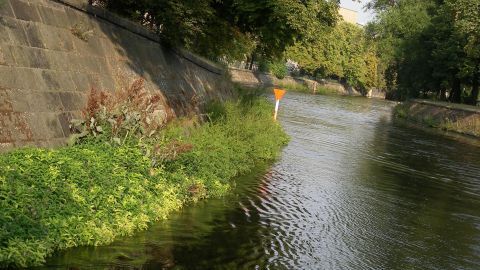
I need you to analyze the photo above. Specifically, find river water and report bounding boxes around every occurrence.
[42,93,480,269]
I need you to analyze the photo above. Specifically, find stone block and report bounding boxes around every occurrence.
[10,0,41,22]
[6,89,29,112]
[73,36,104,57]
[39,25,75,52]
[36,0,66,11]
[0,111,33,142]
[57,111,73,136]
[1,17,29,46]
[76,56,97,74]
[23,21,44,48]
[69,72,91,92]
[99,74,116,92]
[15,68,48,91]
[40,70,76,92]
[44,50,69,71]
[27,91,64,112]
[36,4,68,28]
[0,0,14,17]
[59,91,86,111]
[0,18,11,43]
[0,44,16,66]
[0,66,24,90]
[12,46,50,69]
[0,89,12,112]
[87,73,101,89]
[26,112,64,139]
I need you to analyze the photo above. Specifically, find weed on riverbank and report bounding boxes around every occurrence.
[0,85,288,267]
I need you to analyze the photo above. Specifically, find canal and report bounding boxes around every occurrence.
[41,92,480,269]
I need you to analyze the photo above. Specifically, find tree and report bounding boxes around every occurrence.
[287,22,380,92]
[92,0,339,62]
[366,0,480,104]
[448,0,480,104]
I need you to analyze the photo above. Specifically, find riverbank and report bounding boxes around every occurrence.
[0,91,288,267]
[229,68,366,96]
[393,99,480,137]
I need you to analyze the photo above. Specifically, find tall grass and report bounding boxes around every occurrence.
[0,87,288,267]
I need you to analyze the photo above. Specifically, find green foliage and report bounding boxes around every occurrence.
[269,61,288,79]
[367,0,480,104]
[0,97,288,267]
[259,59,288,79]
[92,0,339,61]
[287,22,380,92]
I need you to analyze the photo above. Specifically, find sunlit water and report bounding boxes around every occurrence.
[41,93,480,269]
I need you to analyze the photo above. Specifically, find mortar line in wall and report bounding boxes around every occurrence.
[50,0,224,76]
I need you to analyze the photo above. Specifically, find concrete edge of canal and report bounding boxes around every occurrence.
[394,99,480,138]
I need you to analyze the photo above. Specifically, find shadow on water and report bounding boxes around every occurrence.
[40,92,480,270]
[352,117,480,270]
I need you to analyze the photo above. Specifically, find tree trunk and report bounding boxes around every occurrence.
[244,56,251,69]
[440,88,447,101]
[249,54,255,70]
[450,77,462,103]
[469,63,479,105]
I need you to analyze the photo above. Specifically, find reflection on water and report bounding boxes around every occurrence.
[41,93,480,270]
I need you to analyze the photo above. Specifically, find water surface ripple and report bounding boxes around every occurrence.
[42,93,480,270]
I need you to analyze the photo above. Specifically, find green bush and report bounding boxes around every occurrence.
[258,60,288,79]
[268,61,288,79]
[0,98,288,267]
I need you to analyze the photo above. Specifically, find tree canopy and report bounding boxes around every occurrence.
[366,0,480,104]
[92,0,339,62]
[287,22,380,92]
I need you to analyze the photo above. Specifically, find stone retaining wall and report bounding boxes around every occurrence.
[0,0,232,152]
[398,99,480,137]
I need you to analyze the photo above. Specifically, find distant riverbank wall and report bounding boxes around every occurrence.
[229,67,381,97]
[0,0,233,152]
[394,99,480,137]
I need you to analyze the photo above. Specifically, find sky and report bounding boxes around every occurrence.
[340,0,375,25]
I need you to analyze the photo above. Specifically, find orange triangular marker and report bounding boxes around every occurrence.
[274,88,286,100]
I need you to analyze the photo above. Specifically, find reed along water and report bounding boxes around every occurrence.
[42,92,480,270]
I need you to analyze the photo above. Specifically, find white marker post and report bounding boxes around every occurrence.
[274,99,280,120]
[273,88,286,121]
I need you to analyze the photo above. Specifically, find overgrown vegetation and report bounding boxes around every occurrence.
[0,82,288,267]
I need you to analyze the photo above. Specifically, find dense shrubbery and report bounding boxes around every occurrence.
[0,85,288,267]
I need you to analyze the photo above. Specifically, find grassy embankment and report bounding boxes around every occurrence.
[393,100,480,137]
[274,81,339,95]
[0,80,289,267]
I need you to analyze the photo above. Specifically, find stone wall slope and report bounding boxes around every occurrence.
[0,0,232,152]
